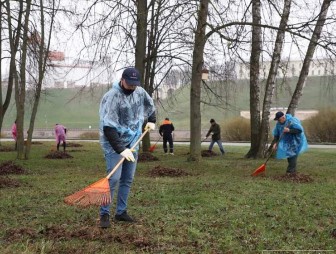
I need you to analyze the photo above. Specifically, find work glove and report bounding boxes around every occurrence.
[120,148,135,162]
[145,122,156,131]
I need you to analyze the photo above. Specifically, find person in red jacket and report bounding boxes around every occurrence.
[159,118,175,155]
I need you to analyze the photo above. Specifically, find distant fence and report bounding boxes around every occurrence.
[1,128,209,142]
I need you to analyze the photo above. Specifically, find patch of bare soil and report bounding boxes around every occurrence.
[0,146,15,152]
[149,165,190,177]
[31,141,43,145]
[0,161,26,175]
[272,173,314,183]
[67,143,83,147]
[138,152,159,162]
[44,151,73,159]
[331,228,336,238]
[4,225,153,250]
[67,149,87,153]
[0,176,21,188]
[201,150,218,157]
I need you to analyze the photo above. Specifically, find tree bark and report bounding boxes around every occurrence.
[287,0,332,115]
[245,0,262,159]
[258,0,292,158]
[15,0,31,159]
[189,0,209,161]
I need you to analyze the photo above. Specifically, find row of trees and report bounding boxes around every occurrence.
[1,0,335,161]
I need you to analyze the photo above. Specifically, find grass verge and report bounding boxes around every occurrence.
[0,142,335,253]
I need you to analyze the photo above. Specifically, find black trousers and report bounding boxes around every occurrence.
[287,155,298,173]
[163,134,174,153]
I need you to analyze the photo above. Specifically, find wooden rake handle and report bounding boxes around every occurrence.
[105,128,150,179]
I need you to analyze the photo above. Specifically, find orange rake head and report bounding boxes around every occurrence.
[251,163,266,176]
[149,144,156,152]
[64,178,111,207]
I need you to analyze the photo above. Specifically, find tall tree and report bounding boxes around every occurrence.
[245,0,262,159]
[287,0,332,115]
[25,0,56,159]
[189,0,209,161]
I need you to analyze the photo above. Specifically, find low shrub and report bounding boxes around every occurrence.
[221,117,251,141]
[79,131,99,140]
[303,107,336,143]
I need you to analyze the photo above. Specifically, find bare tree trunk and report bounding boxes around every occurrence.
[245,0,262,159]
[287,0,331,115]
[15,0,31,159]
[135,0,151,152]
[25,0,55,159]
[0,0,23,143]
[258,0,292,157]
[189,0,209,161]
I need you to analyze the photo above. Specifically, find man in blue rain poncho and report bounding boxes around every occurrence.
[99,67,156,228]
[272,111,308,174]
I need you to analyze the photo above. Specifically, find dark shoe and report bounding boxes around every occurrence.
[115,211,135,222]
[100,214,111,228]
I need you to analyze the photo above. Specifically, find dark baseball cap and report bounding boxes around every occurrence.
[274,111,284,120]
[122,67,141,86]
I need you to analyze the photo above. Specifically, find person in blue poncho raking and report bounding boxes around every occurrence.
[98,67,156,228]
[272,111,308,174]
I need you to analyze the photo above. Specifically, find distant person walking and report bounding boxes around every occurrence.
[11,120,17,150]
[272,111,308,174]
[205,119,225,155]
[159,118,175,155]
[54,123,67,152]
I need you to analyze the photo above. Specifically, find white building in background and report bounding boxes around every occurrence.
[236,58,336,80]
[41,51,113,88]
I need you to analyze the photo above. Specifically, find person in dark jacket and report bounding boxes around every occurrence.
[159,118,175,155]
[205,119,225,155]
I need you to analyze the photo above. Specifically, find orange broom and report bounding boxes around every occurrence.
[149,136,161,152]
[64,129,150,207]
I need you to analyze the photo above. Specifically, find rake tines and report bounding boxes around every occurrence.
[64,178,111,207]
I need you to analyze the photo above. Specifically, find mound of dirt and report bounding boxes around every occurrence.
[138,152,159,162]
[67,143,83,147]
[44,151,73,159]
[31,141,43,145]
[67,149,87,153]
[0,161,26,175]
[272,173,314,183]
[4,225,152,249]
[0,146,15,152]
[201,150,218,157]
[149,165,189,177]
[0,176,21,188]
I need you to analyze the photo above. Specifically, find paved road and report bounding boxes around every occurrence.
[1,138,336,149]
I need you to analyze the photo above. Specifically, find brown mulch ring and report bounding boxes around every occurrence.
[148,165,190,177]
[272,173,314,183]
[31,141,43,145]
[4,225,153,249]
[0,176,21,188]
[0,161,26,175]
[0,146,15,152]
[331,229,336,238]
[201,150,218,157]
[67,142,83,147]
[67,149,87,153]
[44,151,73,159]
[138,152,159,162]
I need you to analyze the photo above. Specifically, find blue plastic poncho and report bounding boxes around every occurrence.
[99,82,156,154]
[272,114,308,159]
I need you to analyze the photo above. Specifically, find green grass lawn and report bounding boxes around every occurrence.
[0,142,335,253]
